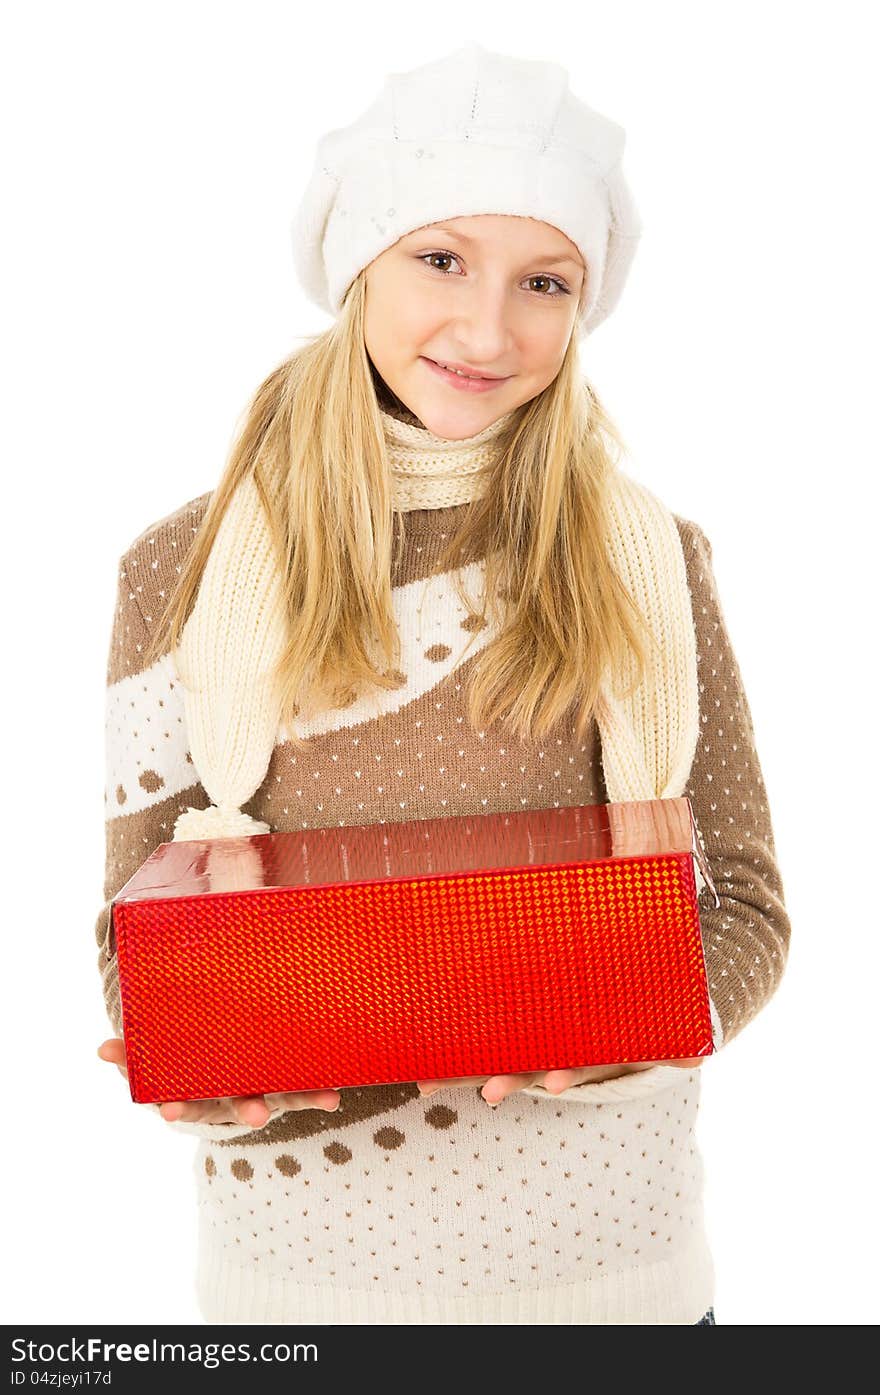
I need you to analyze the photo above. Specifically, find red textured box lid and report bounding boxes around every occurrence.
[111,797,715,1104]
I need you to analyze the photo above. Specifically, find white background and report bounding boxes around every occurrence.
[3,0,878,1326]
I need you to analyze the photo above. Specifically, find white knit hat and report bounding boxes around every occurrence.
[291,42,642,337]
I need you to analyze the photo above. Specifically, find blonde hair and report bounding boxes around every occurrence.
[141,268,655,751]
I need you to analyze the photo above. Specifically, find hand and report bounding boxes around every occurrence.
[97,1038,341,1127]
[417,1058,705,1106]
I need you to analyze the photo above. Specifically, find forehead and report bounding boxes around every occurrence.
[406,214,583,267]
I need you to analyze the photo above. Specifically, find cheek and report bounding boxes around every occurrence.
[520,318,574,375]
[367,304,429,361]
[394,301,442,352]
[366,264,436,352]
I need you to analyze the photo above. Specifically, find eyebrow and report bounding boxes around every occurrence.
[413,224,582,270]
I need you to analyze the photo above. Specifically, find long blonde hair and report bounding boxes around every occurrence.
[141,269,655,751]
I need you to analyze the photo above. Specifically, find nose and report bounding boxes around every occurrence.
[449,279,514,364]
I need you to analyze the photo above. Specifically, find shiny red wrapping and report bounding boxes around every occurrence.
[110,797,717,1104]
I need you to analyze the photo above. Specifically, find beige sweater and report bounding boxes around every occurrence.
[95,405,790,1323]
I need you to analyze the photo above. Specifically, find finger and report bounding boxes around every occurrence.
[539,1068,585,1095]
[159,1097,248,1126]
[480,1073,539,1105]
[417,1076,488,1097]
[269,1090,341,1114]
[159,1101,187,1122]
[97,1039,129,1080]
[231,1096,273,1126]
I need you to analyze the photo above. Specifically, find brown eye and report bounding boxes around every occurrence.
[527,275,568,296]
[419,252,460,274]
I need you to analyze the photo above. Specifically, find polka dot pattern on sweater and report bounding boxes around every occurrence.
[97,447,789,1323]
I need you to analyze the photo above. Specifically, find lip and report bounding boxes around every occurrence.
[421,357,512,392]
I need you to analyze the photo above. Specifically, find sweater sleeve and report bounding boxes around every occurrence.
[676,516,791,1048]
[523,514,791,1101]
[95,537,296,1141]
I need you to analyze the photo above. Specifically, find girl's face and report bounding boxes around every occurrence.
[363,214,586,439]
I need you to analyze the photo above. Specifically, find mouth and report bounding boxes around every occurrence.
[421,357,512,392]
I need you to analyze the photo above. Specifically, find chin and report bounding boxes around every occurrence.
[417,408,490,439]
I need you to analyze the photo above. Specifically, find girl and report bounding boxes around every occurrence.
[95,42,790,1325]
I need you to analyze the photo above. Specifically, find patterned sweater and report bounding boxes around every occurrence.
[95,407,790,1324]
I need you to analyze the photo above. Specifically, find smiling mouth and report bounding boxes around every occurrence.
[425,358,510,382]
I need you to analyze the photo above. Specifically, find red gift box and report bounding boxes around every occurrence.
[111,797,718,1105]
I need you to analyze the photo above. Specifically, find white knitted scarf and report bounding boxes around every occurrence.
[170,405,701,841]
